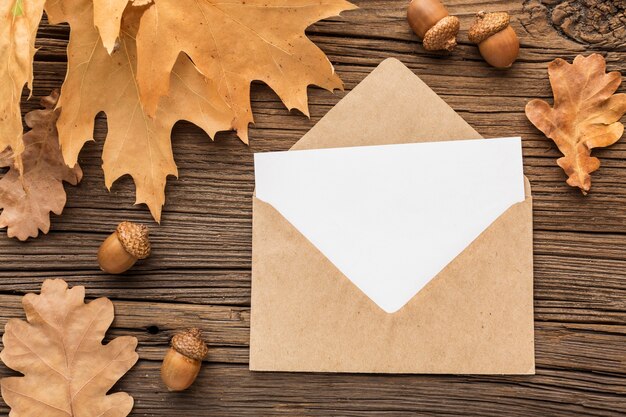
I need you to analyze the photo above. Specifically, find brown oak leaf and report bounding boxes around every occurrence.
[526,54,626,193]
[0,90,82,241]
[48,0,234,221]
[0,0,46,171]
[135,0,357,142]
[0,279,139,417]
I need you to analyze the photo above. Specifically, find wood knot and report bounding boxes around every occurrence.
[543,0,626,47]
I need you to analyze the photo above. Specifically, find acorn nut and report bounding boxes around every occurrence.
[97,221,151,274]
[161,328,209,391]
[407,0,460,51]
[468,11,520,68]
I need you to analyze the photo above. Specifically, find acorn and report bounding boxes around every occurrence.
[468,11,520,68]
[407,0,460,51]
[161,328,209,391]
[97,221,151,274]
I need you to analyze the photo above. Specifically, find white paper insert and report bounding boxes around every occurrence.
[254,138,525,313]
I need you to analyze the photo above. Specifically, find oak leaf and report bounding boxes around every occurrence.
[0,279,139,417]
[93,0,131,53]
[526,54,626,193]
[0,0,46,170]
[48,0,235,221]
[135,0,357,142]
[0,90,82,241]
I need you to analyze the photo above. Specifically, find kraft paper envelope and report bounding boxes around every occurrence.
[250,58,534,374]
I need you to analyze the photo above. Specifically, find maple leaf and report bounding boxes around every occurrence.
[0,0,46,170]
[47,0,235,221]
[526,54,626,193]
[0,90,82,241]
[0,279,139,417]
[135,0,357,142]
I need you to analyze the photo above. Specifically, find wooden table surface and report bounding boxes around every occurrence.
[2,0,626,415]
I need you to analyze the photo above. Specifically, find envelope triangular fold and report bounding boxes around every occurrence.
[251,192,534,373]
[255,138,526,313]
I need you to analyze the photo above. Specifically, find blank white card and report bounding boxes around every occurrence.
[254,137,525,313]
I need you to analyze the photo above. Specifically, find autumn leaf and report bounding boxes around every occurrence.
[48,0,234,221]
[526,54,626,193]
[93,0,131,53]
[0,90,82,241]
[135,0,357,142]
[0,0,46,170]
[0,279,139,417]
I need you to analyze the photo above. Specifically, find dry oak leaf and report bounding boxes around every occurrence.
[93,0,154,53]
[526,54,626,193]
[47,0,234,221]
[135,0,357,143]
[93,0,133,53]
[0,90,82,241]
[0,0,46,171]
[0,279,139,417]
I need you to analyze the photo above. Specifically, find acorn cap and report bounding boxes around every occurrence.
[468,11,510,44]
[116,221,151,259]
[423,16,460,51]
[171,328,209,361]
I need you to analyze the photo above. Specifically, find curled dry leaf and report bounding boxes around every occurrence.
[526,54,626,193]
[0,90,82,241]
[0,279,139,417]
[0,0,46,170]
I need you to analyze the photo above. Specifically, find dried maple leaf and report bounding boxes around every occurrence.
[0,0,46,170]
[526,54,626,193]
[47,0,234,221]
[135,0,357,142]
[0,90,82,241]
[0,279,139,417]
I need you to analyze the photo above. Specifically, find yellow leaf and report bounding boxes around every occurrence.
[0,0,46,169]
[49,0,234,221]
[135,0,357,142]
[526,54,626,193]
[0,279,138,417]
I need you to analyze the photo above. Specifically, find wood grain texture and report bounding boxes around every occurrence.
[2,0,626,415]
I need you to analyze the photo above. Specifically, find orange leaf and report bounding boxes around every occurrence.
[0,279,139,417]
[93,0,129,53]
[526,54,626,193]
[48,0,234,221]
[46,0,356,221]
[0,91,82,241]
[134,0,357,142]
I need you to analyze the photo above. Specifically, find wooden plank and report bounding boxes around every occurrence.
[3,241,626,315]
[1,293,625,376]
[1,360,625,416]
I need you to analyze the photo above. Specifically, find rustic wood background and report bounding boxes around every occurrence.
[2,0,626,415]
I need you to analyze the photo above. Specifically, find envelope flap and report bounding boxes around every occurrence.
[292,58,482,151]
